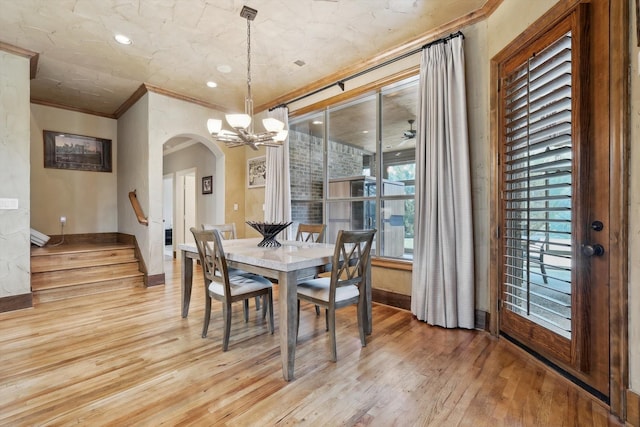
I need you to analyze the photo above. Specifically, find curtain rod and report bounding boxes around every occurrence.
[270,31,464,111]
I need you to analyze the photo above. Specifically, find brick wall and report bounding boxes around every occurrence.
[289,129,367,224]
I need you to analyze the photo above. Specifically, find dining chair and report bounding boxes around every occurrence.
[295,223,327,315]
[202,223,262,311]
[191,227,274,351]
[202,223,237,240]
[296,229,376,362]
[295,223,326,243]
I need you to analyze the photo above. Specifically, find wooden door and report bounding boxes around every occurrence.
[496,4,610,398]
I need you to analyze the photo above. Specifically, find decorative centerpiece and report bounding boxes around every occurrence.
[246,221,293,247]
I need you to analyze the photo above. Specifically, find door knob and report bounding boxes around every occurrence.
[582,244,605,257]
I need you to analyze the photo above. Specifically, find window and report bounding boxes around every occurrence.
[289,76,417,260]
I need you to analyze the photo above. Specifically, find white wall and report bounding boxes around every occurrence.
[117,94,151,271]
[162,142,218,228]
[118,91,226,277]
[30,104,118,235]
[147,92,226,276]
[0,51,31,299]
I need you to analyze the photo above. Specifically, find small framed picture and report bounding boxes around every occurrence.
[202,175,213,194]
[247,156,266,188]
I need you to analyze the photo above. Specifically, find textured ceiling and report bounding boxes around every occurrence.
[0,0,486,117]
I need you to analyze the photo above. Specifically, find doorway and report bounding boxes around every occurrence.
[491,0,625,405]
[175,168,197,247]
[163,174,174,257]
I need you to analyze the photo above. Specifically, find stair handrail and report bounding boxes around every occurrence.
[128,190,148,226]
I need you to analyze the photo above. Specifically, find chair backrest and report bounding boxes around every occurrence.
[190,227,231,295]
[330,229,376,296]
[296,223,326,243]
[201,223,237,240]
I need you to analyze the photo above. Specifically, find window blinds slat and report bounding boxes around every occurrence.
[501,30,573,334]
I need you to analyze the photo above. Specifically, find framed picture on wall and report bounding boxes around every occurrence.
[43,130,112,172]
[247,156,266,188]
[202,175,213,194]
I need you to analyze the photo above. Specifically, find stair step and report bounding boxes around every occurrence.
[31,247,137,273]
[30,239,145,301]
[33,275,144,304]
[31,262,142,291]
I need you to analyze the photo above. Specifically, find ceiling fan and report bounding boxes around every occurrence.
[397,119,416,146]
[403,119,416,139]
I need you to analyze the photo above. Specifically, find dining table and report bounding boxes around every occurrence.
[178,237,372,381]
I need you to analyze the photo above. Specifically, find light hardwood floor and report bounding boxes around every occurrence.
[0,257,621,426]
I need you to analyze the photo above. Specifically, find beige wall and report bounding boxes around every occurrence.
[0,51,31,299]
[30,104,118,235]
[243,149,268,237]
[372,266,411,296]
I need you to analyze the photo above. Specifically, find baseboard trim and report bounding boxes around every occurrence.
[146,273,165,287]
[0,293,33,313]
[47,232,121,244]
[372,289,410,310]
[627,388,640,426]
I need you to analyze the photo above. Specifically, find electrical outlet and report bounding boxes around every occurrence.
[60,216,66,225]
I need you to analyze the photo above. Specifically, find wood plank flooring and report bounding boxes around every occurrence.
[0,256,621,426]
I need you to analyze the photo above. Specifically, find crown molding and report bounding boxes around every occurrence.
[256,0,503,113]
[30,98,116,119]
[113,83,231,119]
[0,41,39,79]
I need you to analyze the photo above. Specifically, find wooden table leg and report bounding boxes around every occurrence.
[181,250,193,318]
[366,261,372,335]
[279,270,298,381]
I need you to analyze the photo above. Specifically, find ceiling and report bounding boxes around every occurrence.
[0,0,486,118]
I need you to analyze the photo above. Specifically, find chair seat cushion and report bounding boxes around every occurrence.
[227,267,248,277]
[208,273,272,297]
[297,278,359,303]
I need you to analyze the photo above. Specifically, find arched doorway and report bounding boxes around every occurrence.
[161,134,225,257]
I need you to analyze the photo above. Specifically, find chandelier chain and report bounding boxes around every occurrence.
[207,5,287,150]
[246,16,252,108]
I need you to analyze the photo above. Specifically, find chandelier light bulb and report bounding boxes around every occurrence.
[262,118,285,133]
[226,114,252,130]
[207,118,222,134]
[273,130,288,142]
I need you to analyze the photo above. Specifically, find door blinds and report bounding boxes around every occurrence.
[502,31,573,339]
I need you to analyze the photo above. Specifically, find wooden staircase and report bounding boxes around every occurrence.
[31,237,145,303]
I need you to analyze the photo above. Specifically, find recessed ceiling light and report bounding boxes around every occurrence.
[294,60,306,67]
[362,130,369,134]
[217,64,232,73]
[114,34,132,45]
[312,120,323,125]
[206,81,218,88]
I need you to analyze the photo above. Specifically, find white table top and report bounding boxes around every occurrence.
[179,238,335,272]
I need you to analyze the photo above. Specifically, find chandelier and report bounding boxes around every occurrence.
[207,6,287,150]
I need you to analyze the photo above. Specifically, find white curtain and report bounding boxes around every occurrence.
[411,36,475,329]
[264,106,293,240]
